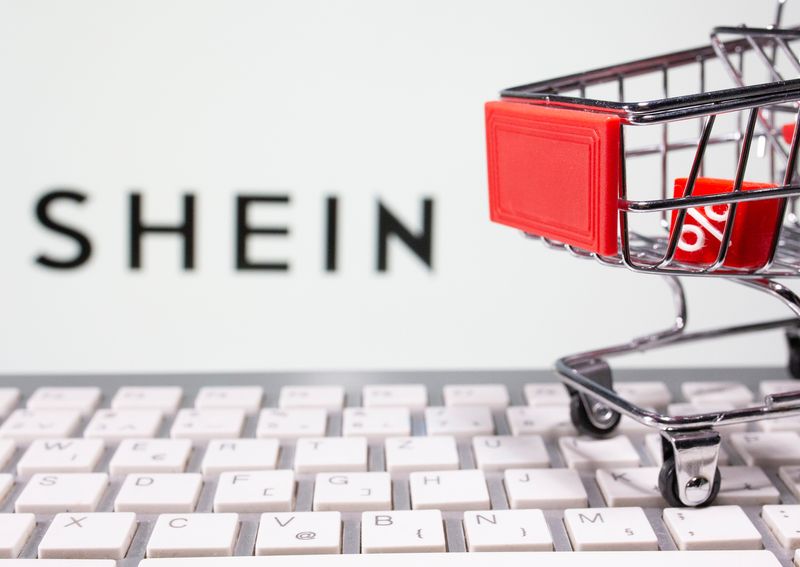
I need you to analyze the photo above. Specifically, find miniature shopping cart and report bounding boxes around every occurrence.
[486,11,800,507]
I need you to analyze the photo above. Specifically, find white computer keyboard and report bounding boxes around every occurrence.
[0,370,797,567]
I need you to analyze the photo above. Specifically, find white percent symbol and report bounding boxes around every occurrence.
[677,205,730,252]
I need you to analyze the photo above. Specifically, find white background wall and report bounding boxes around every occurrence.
[0,0,796,374]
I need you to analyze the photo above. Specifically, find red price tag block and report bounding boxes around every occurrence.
[669,177,782,269]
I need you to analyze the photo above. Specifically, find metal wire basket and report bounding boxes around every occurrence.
[485,7,800,507]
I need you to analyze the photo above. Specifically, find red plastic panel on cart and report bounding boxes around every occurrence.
[669,177,782,269]
[485,100,621,256]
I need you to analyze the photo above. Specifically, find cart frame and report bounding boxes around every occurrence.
[488,18,800,506]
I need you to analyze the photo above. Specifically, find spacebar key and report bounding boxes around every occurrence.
[138,550,780,567]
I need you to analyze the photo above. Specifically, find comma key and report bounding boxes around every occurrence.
[663,505,762,550]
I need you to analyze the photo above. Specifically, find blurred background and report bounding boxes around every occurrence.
[0,0,796,374]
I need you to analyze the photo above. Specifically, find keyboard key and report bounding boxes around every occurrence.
[313,472,392,512]
[114,473,202,513]
[663,505,761,550]
[779,465,800,500]
[194,386,263,414]
[342,408,411,441]
[471,435,549,471]
[256,409,328,439]
[558,436,640,470]
[617,414,654,436]
[595,467,666,507]
[294,437,367,473]
[0,513,35,558]
[361,509,446,553]
[27,387,101,417]
[15,473,108,513]
[213,470,295,512]
[667,402,746,431]
[730,432,800,466]
[425,406,494,439]
[38,512,136,560]
[0,474,13,502]
[614,382,672,408]
[362,384,427,409]
[0,439,16,469]
[256,511,341,555]
[755,414,800,432]
[0,388,20,418]
[83,409,162,441]
[716,466,779,505]
[409,470,490,511]
[644,433,730,466]
[760,379,800,398]
[17,439,104,476]
[762,504,800,548]
[201,439,279,475]
[524,382,570,406]
[112,386,182,415]
[463,509,553,552]
[443,384,509,409]
[384,436,459,473]
[504,468,588,509]
[146,513,239,558]
[681,382,753,407]
[109,439,192,475]
[0,409,81,441]
[279,386,344,410]
[170,409,245,441]
[505,406,576,438]
[564,507,658,551]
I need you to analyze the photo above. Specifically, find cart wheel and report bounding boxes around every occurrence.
[787,329,800,379]
[569,394,621,438]
[658,455,721,507]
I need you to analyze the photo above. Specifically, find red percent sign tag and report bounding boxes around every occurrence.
[670,178,782,269]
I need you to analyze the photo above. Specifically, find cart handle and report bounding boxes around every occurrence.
[504,79,800,125]
[621,184,800,212]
